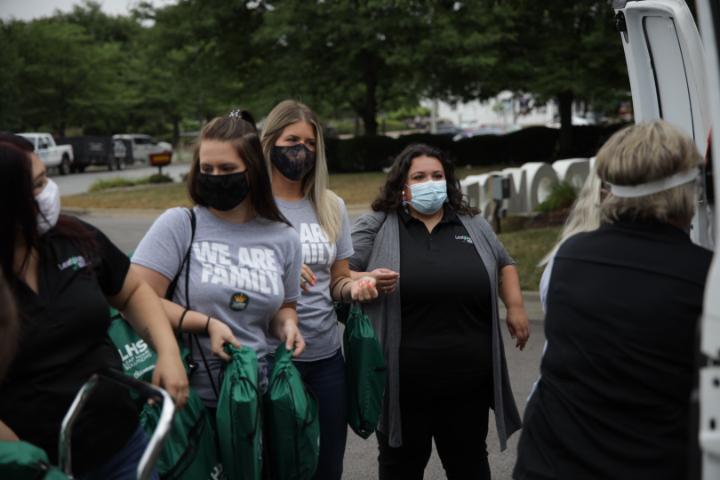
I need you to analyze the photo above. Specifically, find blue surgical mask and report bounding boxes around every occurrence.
[407,180,447,214]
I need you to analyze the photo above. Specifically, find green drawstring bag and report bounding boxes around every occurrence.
[141,390,224,480]
[215,345,262,480]
[343,304,387,438]
[265,345,320,480]
[108,316,158,382]
[0,441,68,480]
[107,315,224,480]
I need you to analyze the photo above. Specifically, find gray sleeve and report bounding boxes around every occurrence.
[131,208,191,281]
[335,198,354,260]
[478,216,516,268]
[349,213,382,271]
[283,227,303,303]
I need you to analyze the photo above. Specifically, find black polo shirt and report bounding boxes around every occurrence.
[515,221,713,480]
[398,208,492,388]
[0,220,139,474]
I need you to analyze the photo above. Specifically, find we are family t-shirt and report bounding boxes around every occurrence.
[132,206,302,403]
[275,197,354,361]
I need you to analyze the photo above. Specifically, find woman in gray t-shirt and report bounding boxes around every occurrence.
[261,100,378,480]
[132,111,304,405]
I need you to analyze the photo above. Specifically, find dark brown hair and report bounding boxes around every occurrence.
[371,143,477,215]
[187,113,289,225]
[0,137,96,288]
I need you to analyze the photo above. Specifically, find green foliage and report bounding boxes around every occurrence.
[89,174,173,192]
[536,182,578,213]
[0,0,630,147]
[148,173,173,184]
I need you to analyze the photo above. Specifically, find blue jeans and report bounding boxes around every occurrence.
[79,426,159,480]
[288,349,348,480]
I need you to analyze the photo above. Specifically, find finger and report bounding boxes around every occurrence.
[228,336,242,348]
[301,282,311,293]
[293,336,306,357]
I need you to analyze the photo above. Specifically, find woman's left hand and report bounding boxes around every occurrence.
[280,320,306,357]
[506,306,530,350]
[351,276,378,302]
[152,352,190,408]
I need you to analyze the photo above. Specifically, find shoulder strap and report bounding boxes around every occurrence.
[165,208,197,302]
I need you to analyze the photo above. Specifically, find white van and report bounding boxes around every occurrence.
[613,1,718,477]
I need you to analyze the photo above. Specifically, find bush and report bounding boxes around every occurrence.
[324,123,630,173]
[148,173,173,184]
[88,178,138,192]
[536,181,578,213]
[88,174,174,192]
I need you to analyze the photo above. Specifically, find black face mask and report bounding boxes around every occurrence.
[197,171,250,211]
[271,144,316,181]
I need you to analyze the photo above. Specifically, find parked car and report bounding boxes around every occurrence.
[112,134,173,164]
[56,136,127,172]
[18,132,74,175]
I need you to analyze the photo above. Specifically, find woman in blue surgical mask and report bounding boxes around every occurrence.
[349,143,530,480]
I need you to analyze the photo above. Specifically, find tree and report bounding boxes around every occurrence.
[496,0,629,156]
[256,0,428,135]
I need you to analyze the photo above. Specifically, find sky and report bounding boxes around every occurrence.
[0,0,177,21]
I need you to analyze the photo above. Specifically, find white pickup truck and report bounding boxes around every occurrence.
[18,132,74,175]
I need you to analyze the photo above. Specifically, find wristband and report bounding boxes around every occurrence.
[205,315,212,335]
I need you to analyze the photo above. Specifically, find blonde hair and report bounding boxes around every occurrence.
[539,168,603,266]
[261,100,342,243]
[596,120,700,226]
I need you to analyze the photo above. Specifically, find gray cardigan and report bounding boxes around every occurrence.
[349,210,522,450]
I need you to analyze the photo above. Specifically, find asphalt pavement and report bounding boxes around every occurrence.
[72,208,546,480]
[53,162,190,195]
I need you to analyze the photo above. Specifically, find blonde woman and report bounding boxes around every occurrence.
[538,169,604,310]
[261,100,377,480]
[514,121,713,480]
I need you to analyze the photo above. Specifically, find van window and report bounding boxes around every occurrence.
[643,16,695,138]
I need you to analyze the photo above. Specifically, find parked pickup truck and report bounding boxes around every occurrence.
[18,132,74,175]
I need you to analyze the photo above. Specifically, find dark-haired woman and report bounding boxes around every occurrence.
[350,144,530,480]
[0,136,188,478]
[132,112,304,405]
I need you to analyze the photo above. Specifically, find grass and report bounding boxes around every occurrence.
[498,226,561,291]
[63,165,505,210]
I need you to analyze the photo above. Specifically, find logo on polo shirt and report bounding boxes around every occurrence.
[57,255,89,271]
[229,292,249,311]
[454,234,473,244]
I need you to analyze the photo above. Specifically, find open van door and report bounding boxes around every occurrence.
[614,0,714,248]
[694,2,720,478]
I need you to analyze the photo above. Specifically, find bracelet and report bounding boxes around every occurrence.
[205,315,213,335]
[178,308,190,333]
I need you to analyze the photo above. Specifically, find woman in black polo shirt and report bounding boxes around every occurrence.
[513,121,713,480]
[350,143,530,479]
[0,136,189,478]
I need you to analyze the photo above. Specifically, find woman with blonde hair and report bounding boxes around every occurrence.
[538,169,604,310]
[261,100,377,480]
[514,120,713,480]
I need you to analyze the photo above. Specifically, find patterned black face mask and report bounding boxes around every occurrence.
[270,144,316,181]
[197,171,250,211]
